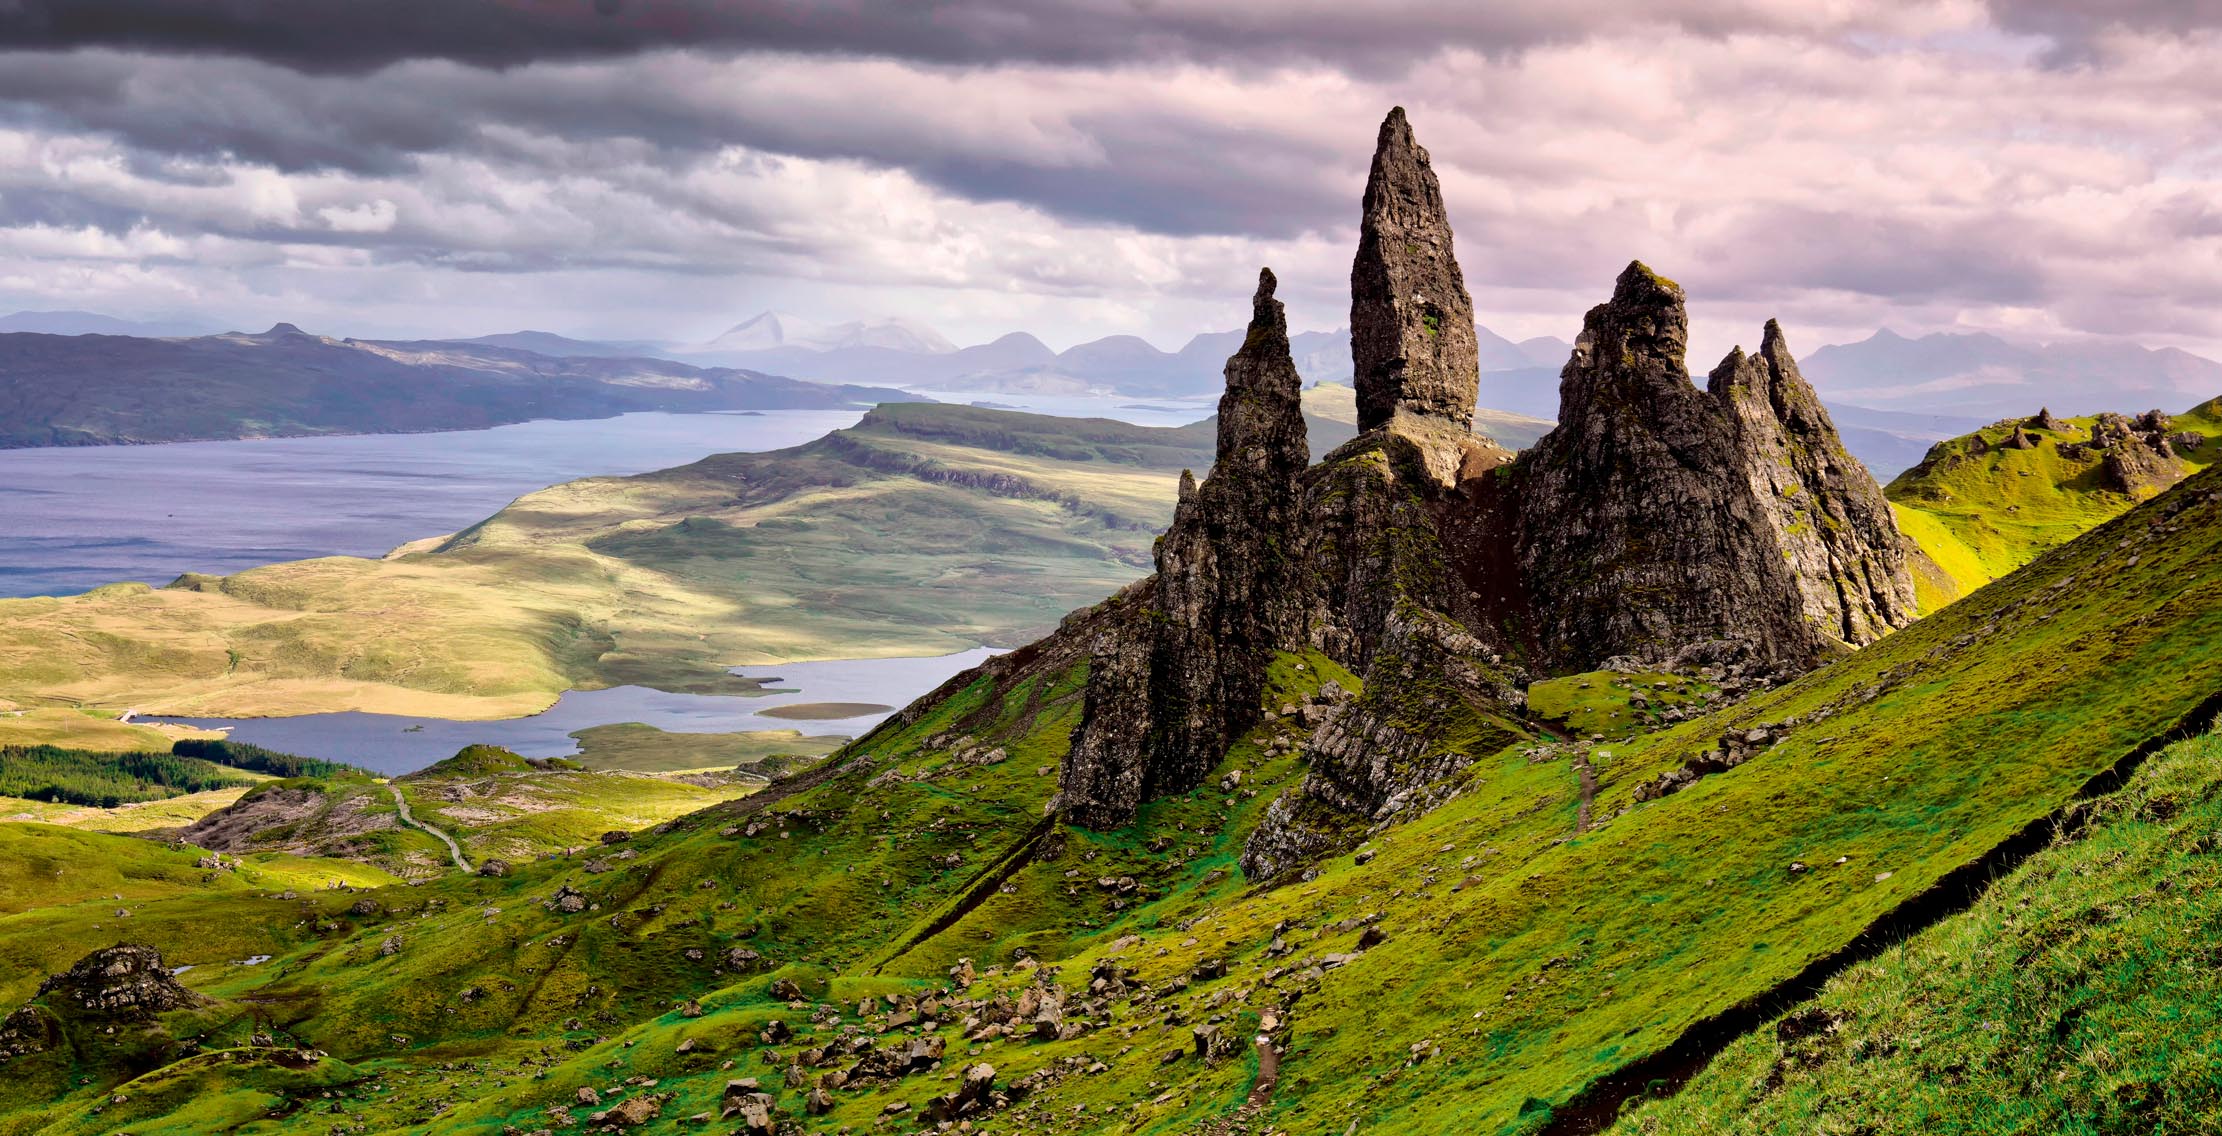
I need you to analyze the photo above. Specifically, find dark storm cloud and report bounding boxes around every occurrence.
[0,50,1359,237]
[0,0,1893,74]
[1988,0,2222,62]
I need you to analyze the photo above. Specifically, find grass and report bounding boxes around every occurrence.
[1886,396,2220,603]
[567,722,844,773]
[3,413,2221,1134]
[394,757,763,863]
[0,403,1209,722]
[1526,670,1717,737]
[1612,728,2222,1135]
[0,708,220,752]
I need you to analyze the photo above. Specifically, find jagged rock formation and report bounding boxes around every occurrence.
[1054,110,1916,860]
[1348,107,1513,487]
[2089,410,2187,496]
[1709,320,1921,647]
[0,944,208,1059]
[1516,265,1916,672]
[1351,107,1477,434]
[1059,270,1310,828]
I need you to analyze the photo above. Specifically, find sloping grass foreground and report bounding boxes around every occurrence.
[1612,728,2222,1135]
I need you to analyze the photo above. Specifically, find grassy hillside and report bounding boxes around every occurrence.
[566,722,844,773]
[1613,727,2222,1135]
[1304,381,1555,450]
[0,404,1212,725]
[1887,396,2220,604]
[393,745,765,863]
[0,457,2212,1135]
[0,708,219,752]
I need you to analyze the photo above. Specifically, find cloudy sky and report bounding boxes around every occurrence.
[0,0,2217,363]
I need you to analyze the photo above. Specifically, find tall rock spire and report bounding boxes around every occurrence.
[1061,269,1309,829]
[1350,106,1481,436]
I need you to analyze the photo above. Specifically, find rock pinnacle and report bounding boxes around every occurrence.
[1350,106,1480,435]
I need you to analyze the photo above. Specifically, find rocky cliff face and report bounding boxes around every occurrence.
[1053,109,1917,861]
[1060,270,1310,829]
[1347,107,1514,488]
[1710,321,1921,646]
[1514,265,1917,673]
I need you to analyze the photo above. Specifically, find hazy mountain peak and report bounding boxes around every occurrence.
[695,311,955,355]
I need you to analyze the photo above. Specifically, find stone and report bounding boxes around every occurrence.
[2028,406,2067,432]
[1350,106,1479,436]
[477,859,510,878]
[1516,263,1914,671]
[28,945,204,1021]
[1708,320,1921,647]
[1061,268,1310,828]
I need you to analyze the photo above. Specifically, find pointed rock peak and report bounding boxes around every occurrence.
[1760,318,1790,356]
[1213,266,1306,470]
[1610,260,1684,312]
[1240,267,1286,354]
[1350,106,1479,435]
[1566,262,1689,399]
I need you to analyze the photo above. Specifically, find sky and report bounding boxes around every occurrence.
[0,0,2218,364]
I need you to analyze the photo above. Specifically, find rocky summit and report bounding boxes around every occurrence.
[1054,111,1917,841]
[1061,270,1311,828]
[1348,106,1513,487]
[1515,267,1920,671]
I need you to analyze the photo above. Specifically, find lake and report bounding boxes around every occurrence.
[0,409,865,598]
[147,647,1002,775]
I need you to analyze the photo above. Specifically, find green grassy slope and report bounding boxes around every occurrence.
[565,722,843,773]
[0,403,1212,724]
[1887,396,2219,604]
[1613,727,2222,1135]
[3,446,2220,1136]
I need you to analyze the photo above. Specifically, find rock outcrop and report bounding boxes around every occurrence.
[1060,270,1310,828]
[1050,109,1917,860]
[1348,107,1513,487]
[1515,264,1915,672]
[35,944,203,1019]
[1709,320,1920,646]
[1,943,208,1058]
[2089,410,2187,496]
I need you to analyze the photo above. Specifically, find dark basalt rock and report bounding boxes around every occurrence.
[1513,264,1915,672]
[1709,320,1920,646]
[1054,110,1917,857]
[1060,270,1309,828]
[1351,107,1478,435]
[34,944,203,1020]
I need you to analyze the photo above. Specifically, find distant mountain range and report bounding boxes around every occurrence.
[9,306,2213,476]
[657,311,1574,400]
[1802,328,2222,420]
[0,309,215,338]
[0,323,916,448]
